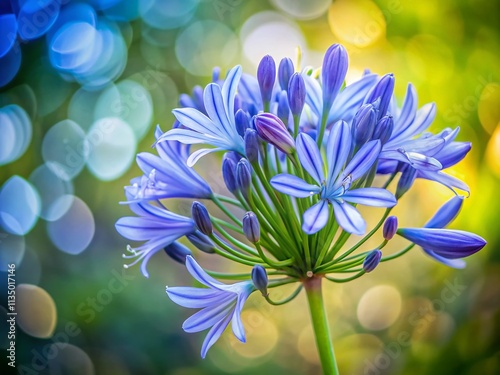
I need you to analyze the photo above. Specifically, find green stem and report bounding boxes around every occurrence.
[304,277,339,375]
[381,244,415,262]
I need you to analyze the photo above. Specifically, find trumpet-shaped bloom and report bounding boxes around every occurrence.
[166,256,254,358]
[271,122,396,235]
[125,126,212,202]
[157,66,245,166]
[398,196,486,265]
[115,201,196,277]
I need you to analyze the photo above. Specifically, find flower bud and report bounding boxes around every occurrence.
[383,216,398,240]
[395,165,417,199]
[363,249,382,273]
[236,158,252,193]
[244,129,259,163]
[235,109,249,138]
[257,55,276,104]
[353,103,377,146]
[164,242,192,264]
[254,113,295,154]
[186,231,216,254]
[365,73,395,120]
[191,85,205,112]
[322,44,348,112]
[277,90,290,124]
[179,94,195,108]
[288,73,306,116]
[191,201,212,235]
[212,66,221,82]
[278,57,294,90]
[372,115,394,145]
[243,212,260,243]
[222,153,238,193]
[251,265,268,296]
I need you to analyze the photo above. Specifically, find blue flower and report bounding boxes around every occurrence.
[271,121,396,235]
[125,126,212,202]
[166,256,254,358]
[397,196,486,266]
[157,66,245,166]
[115,201,196,277]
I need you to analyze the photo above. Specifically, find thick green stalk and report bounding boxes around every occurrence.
[304,277,339,375]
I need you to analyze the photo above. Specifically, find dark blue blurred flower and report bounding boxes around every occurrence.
[166,256,254,358]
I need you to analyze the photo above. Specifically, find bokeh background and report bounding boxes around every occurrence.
[1,0,499,374]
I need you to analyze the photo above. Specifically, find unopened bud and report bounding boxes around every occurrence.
[257,55,276,104]
[191,201,212,236]
[243,212,260,243]
[186,231,216,254]
[288,73,306,116]
[251,265,268,296]
[236,158,252,193]
[244,129,259,163]
[363,249,382,273]
[383,216,398,240]
[164,242,192,264]
[278,57,294,90]
[254,113,295,154]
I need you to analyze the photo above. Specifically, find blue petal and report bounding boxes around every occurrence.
[342,188,397,207]
[166,287,228,309]
[326,120,351,186]
[390,103,436,144]
[182,297,234,333]
[402,135,445,156]
[231,286,252,343]
[158,128,216,145]
[302,200,330,234]
[204,83,238,141]
[172,107,222,138]
[338,140,381,184]
[417,170,470,194]
[187,147,224,167]
[270,174,321,198]
[329,74,378,123]
[296,133,324,184]
[435,142,471,169]
[397,228,486,258]
[331,200,366,235]
[424,196,463,228]
[115,217,192,241]
[422,248,466,269]
[303,74,322,116]
[201,314,232,358]
[221,65,242,124]
[185,255,225,289]
[393,83,417,135]
[381,150,442,171]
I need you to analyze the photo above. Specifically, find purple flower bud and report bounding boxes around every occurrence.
[251,265,268,296]
[363,249,382,273]
[179,94,195,108]
[186,231,216,254]
[365,73,395,120]
[372,115,394,145]
[236,158,252,193]
[212,66,221,82]
[322,44,348,111]
[396,165,417,199]
[254,113,295,154]
[257,55,276,103]
[235,109,250,138]
[243,211,260,243]
[383,216,398,240]
[164,242,193,264]
[244,129,259,163]
[191,85,205,113]
[288,73,306,116]
[277,90,290,124]
[353,103,377,146]
[191,201,212,236]
[278,57,294,90]
[222,153,238,193]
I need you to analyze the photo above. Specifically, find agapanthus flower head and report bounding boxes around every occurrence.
[166,256,255,358]
[116,43,485,363]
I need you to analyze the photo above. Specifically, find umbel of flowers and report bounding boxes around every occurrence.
[116,44,486,373]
